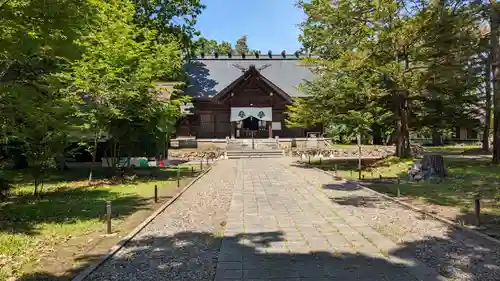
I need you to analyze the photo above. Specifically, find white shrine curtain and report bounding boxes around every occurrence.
[230,107,272,122]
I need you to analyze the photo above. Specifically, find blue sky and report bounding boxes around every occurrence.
[195,0,305,53]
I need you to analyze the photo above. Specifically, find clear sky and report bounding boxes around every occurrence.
[195,0,305,53]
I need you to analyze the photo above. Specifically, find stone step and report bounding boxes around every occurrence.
[226,150,284,159]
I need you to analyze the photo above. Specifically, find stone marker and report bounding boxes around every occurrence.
[408,153,447,181]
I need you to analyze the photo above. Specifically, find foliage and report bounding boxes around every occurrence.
[132,0,205,55]
[0,0,101,193]
[235,34,249,55]
[289,0,483,156]
[194,37,233,55]
[61,0,185,168]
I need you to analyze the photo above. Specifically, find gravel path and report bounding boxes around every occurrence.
[84,157,500,281]
[86,160,237,281]
[282,158,500,281]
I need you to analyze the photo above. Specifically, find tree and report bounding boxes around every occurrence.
[194,37,233,55]
[216,41,233,54]
[291,0,482,157]
[64,0,185,171]
[490,0,500,163]
[194,37,218,55]
[132,0,205,56]
[0,0,99,194]
[235,35,249,55]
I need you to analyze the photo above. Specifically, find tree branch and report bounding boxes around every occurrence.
[0,0,11,9]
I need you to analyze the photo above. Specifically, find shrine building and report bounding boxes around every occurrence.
[176,51,323,139]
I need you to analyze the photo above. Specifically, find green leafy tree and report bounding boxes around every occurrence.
[216,41,233,54]
[194,37,218,55]
[132,0,205,56]
[64,0,184,171]
[291,0,482,157]
[235,35,249,55]
[0,0,99,194]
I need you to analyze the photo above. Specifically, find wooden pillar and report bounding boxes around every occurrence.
[268,121,273,138]
[230,121,235,139]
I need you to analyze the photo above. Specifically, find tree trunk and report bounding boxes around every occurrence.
[88,132,98,183]
[371,124,383,145]
[431,129,443,146]
[491,1,500,163]
[165,132,170,161]
[395,96,411,158]
[395,54,412,158]
[483,51,493,152]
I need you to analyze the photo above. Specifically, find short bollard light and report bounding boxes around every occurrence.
[106,201,112,234]
[154,184,158,203]
[177,166,180,188]
[475,194,481,226]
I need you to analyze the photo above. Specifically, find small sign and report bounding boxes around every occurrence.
[272,122,282,130]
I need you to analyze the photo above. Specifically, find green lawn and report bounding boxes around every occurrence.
[425,144,483,155]
[0,165,199,280]
[311,156,500,225]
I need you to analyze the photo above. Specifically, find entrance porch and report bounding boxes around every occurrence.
[230,107,273,139]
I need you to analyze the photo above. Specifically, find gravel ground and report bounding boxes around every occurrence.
[86,160,237,281]
[282,158,500,281]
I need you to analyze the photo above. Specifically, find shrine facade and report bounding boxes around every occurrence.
[177,53,322,138]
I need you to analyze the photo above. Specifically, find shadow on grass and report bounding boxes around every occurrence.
[1,164,197,187]
[322,181,362,191]
[331,194,383,208]
[0,187,149,234]
[301,156,500,209]
[15,230,483,281]
[294,156,409,173]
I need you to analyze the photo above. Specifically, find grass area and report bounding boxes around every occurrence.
[313,156,414,180]
[0,165,200,280]
[311,156,500,226]
[425,144,483,155]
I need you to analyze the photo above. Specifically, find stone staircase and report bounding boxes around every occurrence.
[226,138,283,159]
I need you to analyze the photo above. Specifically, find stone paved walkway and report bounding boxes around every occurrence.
[88,157,500,281]
[215,158,447,281]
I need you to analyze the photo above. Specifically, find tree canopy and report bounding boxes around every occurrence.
[288,0,484,157]
[0,0,196,190]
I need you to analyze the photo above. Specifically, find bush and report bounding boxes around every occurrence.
[0,177,13,200]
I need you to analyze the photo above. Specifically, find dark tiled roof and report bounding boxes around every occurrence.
[183,55,317,98]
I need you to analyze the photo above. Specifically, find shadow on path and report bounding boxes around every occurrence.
[17,228,496,281]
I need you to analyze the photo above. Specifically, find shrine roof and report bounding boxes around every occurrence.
[183,54,317,99]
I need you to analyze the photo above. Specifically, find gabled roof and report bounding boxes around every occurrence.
[212,65,292,103]
[183,54,317,99]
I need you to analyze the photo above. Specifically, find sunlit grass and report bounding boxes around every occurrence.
[0,165,199,279]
